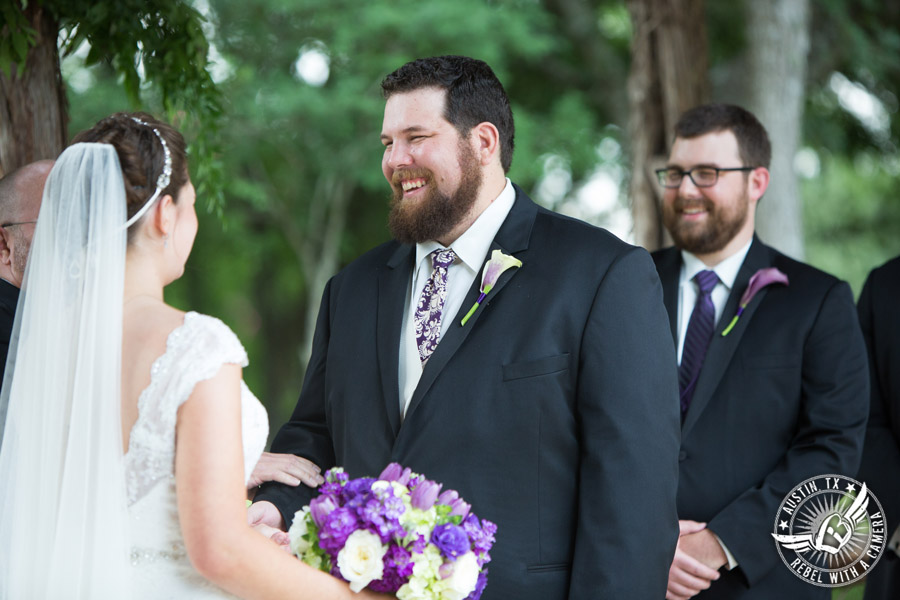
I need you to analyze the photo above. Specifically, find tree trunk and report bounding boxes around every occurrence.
[0,3,67,177]
[626,0,709,251]
[745,0,810,260]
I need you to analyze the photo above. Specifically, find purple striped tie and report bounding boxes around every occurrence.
[679,270,719,415]
[414,248,457,363]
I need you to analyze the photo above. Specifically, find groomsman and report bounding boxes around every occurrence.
[0,160,53,382]
[652,103,869,600]
[254,55,681,599]
[857,256,900,600]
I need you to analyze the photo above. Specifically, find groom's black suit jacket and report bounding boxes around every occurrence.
[258,186,682,599]
[652,237,869,599]
[857,256,900,600]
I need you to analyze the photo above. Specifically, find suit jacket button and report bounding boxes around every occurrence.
[678,450,687,462]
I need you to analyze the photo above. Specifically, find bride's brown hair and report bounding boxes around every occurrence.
[72,112,189,230]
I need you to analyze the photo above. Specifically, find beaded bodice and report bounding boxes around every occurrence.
[124,312,267,598]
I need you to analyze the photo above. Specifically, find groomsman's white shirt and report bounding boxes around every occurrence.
[676,240,752,364]
[398,178,515,419]
[676,238,752,570]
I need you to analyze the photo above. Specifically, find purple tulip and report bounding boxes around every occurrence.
[309,494,338,528]
[437,489,459,505]
[379,463,403,481]
[394,467,414,486]
[411,479,442,510]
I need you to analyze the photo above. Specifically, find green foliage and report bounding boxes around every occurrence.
[2,0,225,211]
[0,1,36,78]
[803,153,900,296]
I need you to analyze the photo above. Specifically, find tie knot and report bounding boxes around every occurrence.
[431,248,456,269]
[694,270,718,295]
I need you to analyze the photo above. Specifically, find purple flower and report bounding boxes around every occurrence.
[721,267,789,336]
[460,250,522,326]
[411,479,442,510]
[431,523,470,560]
[437,489,472,520]
[379,463,403,481]
[318,507,359,554]
[462,515,497,562]
[465,569,489,600]
[368,544,413,593]
[309,494,338,528]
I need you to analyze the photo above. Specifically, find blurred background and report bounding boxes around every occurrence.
[2,0,899,444]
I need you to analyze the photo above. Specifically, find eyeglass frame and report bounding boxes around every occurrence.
[655,166,758,189]
[0,220,37,228]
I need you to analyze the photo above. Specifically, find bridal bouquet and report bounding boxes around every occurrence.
[288,463,497,599]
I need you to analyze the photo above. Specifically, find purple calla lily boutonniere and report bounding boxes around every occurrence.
[721,267,789,336]
[460,249,522,326]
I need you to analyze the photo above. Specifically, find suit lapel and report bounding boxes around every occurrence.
[682,238,773,437]
[377,244,414,437]
[402,186,537,423]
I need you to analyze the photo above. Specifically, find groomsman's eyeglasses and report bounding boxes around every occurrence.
[0,220,37,228]
[655,166,757,189]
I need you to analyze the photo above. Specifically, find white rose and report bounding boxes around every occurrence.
[288,508,312,557]
[441,552,479,600]
[337,530,387,592]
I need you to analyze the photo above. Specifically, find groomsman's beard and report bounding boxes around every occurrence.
[388,141,482,244]
[663,189,750,255]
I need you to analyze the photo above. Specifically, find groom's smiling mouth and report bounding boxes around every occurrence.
[400,178,427,195]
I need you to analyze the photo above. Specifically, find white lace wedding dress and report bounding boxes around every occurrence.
[124,312,268,598]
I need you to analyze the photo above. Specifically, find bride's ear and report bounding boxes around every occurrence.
[152,194,176,239]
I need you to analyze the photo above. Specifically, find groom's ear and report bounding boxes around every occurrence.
[0,229,12,267]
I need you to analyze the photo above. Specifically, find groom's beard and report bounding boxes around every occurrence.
[387,141,482,245]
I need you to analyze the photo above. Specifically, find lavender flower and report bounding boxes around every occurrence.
[309,495,338,528]
[410,479,442,510]
[460,249,522,326]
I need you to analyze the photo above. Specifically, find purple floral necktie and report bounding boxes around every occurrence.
[414,248,457,363]
[679,269,719,415]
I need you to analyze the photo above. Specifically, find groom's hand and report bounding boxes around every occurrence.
[247,452,324,489]
[248,500,286,531]
[666,520,722,600]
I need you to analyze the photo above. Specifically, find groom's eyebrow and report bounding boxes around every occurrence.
[380,126,429,143]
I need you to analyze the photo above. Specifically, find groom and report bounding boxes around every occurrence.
[254,55,681,598]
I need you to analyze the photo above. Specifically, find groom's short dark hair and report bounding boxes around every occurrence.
[381,55,515,172]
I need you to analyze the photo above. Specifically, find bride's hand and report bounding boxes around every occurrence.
[250,522,292,553]
[247,452,323,489]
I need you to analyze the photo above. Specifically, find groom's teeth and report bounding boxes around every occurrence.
[401,180,425,192]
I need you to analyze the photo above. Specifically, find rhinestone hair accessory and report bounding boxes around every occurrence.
[123,116,173,229]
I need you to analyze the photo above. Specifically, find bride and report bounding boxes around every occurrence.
[0,113,384,599]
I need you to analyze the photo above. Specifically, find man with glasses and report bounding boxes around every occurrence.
[0,160,53,382]
[651,104,868,600]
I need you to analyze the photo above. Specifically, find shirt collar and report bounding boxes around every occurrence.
[414,178,515,273]
[680,238,753,292]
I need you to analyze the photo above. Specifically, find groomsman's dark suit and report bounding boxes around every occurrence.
[257,184,682,599]
[0,278,18,383]
[653,236,869,599]
[857,256,900,600]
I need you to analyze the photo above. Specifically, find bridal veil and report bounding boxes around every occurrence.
[0,143,132,598]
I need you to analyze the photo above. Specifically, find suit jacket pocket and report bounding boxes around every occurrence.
[526,562,570,574]
[502,353,570,381]
[744,353,800,370]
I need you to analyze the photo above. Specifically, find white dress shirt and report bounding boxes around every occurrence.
[676,240,753,365]
[398,179,516,418]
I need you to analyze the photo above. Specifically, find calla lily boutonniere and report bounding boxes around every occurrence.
[721,267,789,336]
[460,249,522,326]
